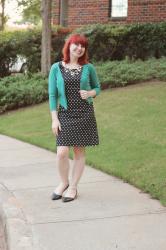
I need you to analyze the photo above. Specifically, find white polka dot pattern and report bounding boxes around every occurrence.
[56,62,99,147]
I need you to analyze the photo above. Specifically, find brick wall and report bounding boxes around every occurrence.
[52,0,166,28]
[52,0,109,27]
[127,0,166,23]
[52,0,60,25]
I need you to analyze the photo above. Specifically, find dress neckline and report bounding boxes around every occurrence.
[60,61,82,70]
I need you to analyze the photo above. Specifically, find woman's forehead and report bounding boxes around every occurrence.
[70,42,85,47]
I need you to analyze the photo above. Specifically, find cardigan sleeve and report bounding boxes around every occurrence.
[48,64,58,111]
[89,64,101,97]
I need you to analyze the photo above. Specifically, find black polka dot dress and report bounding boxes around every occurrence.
[56,61,99,147]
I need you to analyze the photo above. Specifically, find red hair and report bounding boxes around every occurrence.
[62,34,89,65]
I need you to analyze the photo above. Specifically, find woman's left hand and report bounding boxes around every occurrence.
[79,90,90,99]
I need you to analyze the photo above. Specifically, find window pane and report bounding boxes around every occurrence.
[111,0,128,17]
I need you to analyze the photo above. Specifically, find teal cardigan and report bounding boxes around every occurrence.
[48,61,101,111]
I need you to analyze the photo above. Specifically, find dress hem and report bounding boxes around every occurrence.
[56,144,99,147]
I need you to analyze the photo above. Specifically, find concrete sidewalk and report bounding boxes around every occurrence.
[0,134,166,250]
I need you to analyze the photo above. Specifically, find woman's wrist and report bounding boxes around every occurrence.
[51,111,58,122]
[88,90,96,98]
[52,119,58,123]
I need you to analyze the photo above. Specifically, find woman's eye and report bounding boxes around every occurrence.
[75,43,84,48]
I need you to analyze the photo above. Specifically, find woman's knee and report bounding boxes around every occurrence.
[57,146,69,160]
[73,147,85,160]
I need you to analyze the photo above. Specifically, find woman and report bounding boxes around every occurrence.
[48,33,100,202]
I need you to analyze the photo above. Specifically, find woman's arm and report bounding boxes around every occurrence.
[48,64,58,111]
[48,65,61,135]
[79,89,96,99]
[80,64,100,100]
[87,89,97,98]
[89,64,101,97]
[51,110,61,136]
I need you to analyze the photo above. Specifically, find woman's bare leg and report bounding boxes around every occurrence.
[64,146,85,198]
[54,146,70,194]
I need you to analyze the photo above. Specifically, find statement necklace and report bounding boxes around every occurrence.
[63,63,82,76]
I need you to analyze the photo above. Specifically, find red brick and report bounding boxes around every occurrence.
[52,0,166,27]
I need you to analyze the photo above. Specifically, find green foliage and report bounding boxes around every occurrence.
[51,27,73,63]
[0,26,71,77]
[0,73,47,113]
[0,57,166,114]
[96,57,166,88]
[74,22,166,61]
[0,30,19,76]
[17,0,41,25]
[0,29,41,77]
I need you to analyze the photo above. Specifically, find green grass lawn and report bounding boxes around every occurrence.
[0,81,166,205]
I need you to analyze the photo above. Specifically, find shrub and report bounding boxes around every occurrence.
[0,26,71,77]
[74,22,166,62]
[0,31,20,77]
[0,73,47,113]
[1,57,166,114]
[96,57,166,88]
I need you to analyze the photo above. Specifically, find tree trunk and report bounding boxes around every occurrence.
[41,0,51,76]
[0,0,6,31]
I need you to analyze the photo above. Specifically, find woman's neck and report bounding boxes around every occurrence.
[69,55,79,65]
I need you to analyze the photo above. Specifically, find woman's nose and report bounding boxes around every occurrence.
[77,44,82,50]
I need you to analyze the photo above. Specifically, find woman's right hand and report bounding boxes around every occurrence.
[52,119,61,136]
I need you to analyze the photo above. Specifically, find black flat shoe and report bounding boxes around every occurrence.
[62,190,77,203]
[51,184,69,200]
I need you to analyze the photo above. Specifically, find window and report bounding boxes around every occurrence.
[111,0,128,18]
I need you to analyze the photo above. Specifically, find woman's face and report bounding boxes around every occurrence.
[69,43,85,58]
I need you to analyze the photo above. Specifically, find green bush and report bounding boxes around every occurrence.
[96,57,166,88]
[0,31,20,77]
[0,26,71,77]
[0,73,47,113]
[0,57,166,114]
[74,22,166,62]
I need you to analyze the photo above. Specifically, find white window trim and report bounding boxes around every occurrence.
[111,0,128,18]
